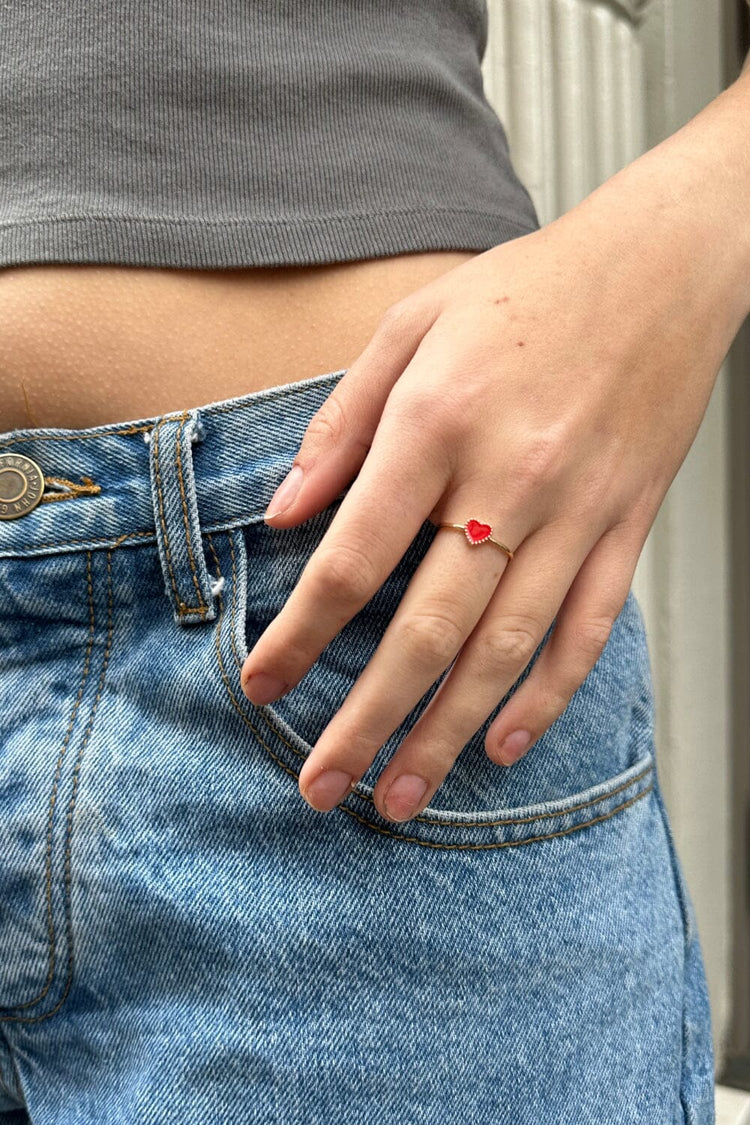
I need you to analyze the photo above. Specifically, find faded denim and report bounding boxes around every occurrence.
[0,367,714,1123]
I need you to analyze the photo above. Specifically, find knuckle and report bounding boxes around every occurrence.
[388,386,457,444]
[243,633,307,687]
[483,618,540,670]
[539,679,576,722]
[515,432,566,490]
[377,299,417,339]
[304,392,349,449]
[313,540,377,606]
[398,609,465,667]
[572,616,614,661]
[389,381,439,421]
[318,721,380,774]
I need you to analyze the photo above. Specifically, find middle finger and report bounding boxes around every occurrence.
[295,503,521,812]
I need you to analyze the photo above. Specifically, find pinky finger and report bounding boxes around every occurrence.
[485,522,645,767]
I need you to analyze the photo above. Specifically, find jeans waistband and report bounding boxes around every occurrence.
[0,366,347,623]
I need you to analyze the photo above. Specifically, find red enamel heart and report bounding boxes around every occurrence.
[465,519,492,544]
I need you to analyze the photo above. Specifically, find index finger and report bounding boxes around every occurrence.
[240,401,450,704]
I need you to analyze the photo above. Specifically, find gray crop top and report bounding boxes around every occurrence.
[0,1,540,270]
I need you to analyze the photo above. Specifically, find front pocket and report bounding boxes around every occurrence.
[208,516,655,850]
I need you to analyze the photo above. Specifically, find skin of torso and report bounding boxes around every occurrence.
[0,252,476,431]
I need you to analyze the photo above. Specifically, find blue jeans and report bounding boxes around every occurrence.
[0,367,715,1123]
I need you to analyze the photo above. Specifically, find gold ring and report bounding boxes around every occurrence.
[438,518,514,560]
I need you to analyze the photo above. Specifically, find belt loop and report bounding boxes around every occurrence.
[148,408,217,626]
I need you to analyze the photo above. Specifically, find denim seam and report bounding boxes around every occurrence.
[353,761,655,828]
[0,552,96,1016]
[0,423,153,450]
[0,529,155,555]
[175,412,208,613]
[152,418,180,608]
[209,531,654,849]
[652,776,699,1121]
[1,507,346,557]
[152,416,207,618]
[0,1023,23,1103]
[335,785,655,850]
[1,549,115,1026]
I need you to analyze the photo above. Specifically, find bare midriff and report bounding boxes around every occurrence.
[0,251,477,432]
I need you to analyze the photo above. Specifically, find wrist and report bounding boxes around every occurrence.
[560,72,750,335]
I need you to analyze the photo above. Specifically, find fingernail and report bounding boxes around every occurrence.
[304,769,354,812]
[383,774,429,822]
[497,730,532,766]
[243,672,289,705]
[265,464,304,518]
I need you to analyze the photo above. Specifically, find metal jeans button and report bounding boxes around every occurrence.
[0,454,45,520]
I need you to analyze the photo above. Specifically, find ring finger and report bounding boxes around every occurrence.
[370,518,600,821]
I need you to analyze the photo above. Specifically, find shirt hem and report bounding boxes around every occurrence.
[0,209,540,269]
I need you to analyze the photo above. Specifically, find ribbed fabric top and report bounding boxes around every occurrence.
[0,0,540,270]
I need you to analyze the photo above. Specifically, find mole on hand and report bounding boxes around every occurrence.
[493,295,511,305]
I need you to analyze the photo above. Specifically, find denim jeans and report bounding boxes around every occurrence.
[0,367,715,1124]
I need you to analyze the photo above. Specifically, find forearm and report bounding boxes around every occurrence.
[556,62,750,342]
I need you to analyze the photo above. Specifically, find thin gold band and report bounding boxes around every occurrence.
[438,520,514,561]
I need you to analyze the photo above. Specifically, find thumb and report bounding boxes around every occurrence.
[263,299,441,526]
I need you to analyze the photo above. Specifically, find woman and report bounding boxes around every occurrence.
[0,1,746,1121]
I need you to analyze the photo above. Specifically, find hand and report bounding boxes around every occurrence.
[240,146,746,825]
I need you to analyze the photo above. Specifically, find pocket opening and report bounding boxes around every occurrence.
[212,523,656,849]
